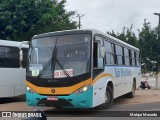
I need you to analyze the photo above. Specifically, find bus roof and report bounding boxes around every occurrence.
[0,39,29,48]
[32,29,139,51]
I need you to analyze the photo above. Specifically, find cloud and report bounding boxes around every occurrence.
[66,0,160,33]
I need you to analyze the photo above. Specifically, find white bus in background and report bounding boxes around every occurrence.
[0,40,29,98]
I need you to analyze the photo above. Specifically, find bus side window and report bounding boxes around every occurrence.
[129,49,132,66]
[132,51,135,66]
[0,46,20,68]
[134,51,137,66]
[94,35,105,68]
[136,53,140,66]
[116,45,123,65]
[122,47,125,65]
[111,43,117,65]
[105,40,113,65]
[124,48,129,66]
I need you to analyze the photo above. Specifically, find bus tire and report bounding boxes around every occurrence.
[127,81,136,98]
[97,86,113,109]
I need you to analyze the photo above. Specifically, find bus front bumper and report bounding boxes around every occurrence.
[26,87,93,108]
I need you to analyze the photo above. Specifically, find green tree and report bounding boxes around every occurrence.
[107,25,139,48]
[0,0,77,41]
[138,20,160,73]
[108,20,160,74]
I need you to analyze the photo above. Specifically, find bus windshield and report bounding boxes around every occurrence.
[27,34,91,79]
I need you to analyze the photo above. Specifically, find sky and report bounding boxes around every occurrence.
[65,0,160,34]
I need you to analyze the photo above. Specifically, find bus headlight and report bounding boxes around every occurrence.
[74,84,91,95]
[27,87,36,94]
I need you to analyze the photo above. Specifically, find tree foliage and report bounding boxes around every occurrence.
[107,25,139,48]
[108,20,160,73]
[138,20,160,73]
[0,0,77,41]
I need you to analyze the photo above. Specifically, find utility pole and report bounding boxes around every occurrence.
[154,13,160,89]
[77,14,84,29]
[154,13,160,38]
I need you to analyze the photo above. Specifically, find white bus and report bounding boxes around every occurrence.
[26,29,141,108]
[0,40,28,98]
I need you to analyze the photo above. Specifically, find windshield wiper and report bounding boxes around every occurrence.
[34,37,71,80]
[35,58,52,80]
[35,42,57,79]
[55,58,71,78]
[51,38,71,78]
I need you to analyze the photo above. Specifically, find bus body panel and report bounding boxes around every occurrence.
[26,85,93,108]
[0,68,22,86]
[0,86,14,97]
[15,86,26,96]
[0,67,27,98]
[92,66,141,107]
[26,78,92,95]
[92,75,112,107]
[21,68,27,86]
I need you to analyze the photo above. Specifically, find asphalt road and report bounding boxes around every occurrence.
[0,94,160,120]
[0,100,160,120]
[45,103,160,120]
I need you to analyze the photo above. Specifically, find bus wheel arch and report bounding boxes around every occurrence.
[107,81,114,96]
[126,78,136,98]
[96,81,113,109]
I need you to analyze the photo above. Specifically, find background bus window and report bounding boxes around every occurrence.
[21,48,28,68]
[0,46,20,68]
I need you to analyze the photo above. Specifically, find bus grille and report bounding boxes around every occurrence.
[37,98,73,107]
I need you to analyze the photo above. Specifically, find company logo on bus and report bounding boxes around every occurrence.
[51,89,55,93]
[115,68,131,77]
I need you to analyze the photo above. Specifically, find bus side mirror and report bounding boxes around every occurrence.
[100,46,105,58]
[20,50,23,61]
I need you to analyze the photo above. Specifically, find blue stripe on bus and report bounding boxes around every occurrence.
[104,65,141,68]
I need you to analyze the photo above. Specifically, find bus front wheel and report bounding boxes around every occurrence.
[97,86,113,109]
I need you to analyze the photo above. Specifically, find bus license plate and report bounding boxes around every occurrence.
[47,97,58,101]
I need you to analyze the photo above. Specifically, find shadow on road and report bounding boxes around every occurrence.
[44,108,102,117]
[0,95,26,104]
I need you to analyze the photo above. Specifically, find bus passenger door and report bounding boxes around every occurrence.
[93,38,105,77]
[93,37,106,107]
